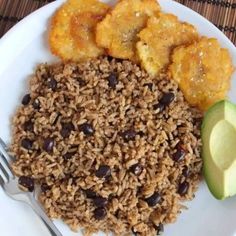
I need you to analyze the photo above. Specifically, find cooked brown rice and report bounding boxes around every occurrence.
[11,57,202,236]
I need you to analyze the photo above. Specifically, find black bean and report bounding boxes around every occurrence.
[95,165,111,178]
[18,176,34,192]
[77,78,86,87]
[129,163,143,176]
[21,138,33,150]
[63,152,76,161]
[41,183,50,193]
[144,83,153,91]
[79,123,94,136]
[32,99,40,110]
[22,94,31,105]
[23,120,34,132]
[131,227,138,236]
[153,103,165,112]
[93,196,108,208]
[60,122,75,138]
[173,148,186,162]
[43,138,54,152]
[84,189,97,198]
[145,192,161,207]
[121,129,136,142]
[94,207,107,220]
[182,166,190,177]
[154,223,164,235]
[178,181,189,196]
[47,78,57,90]
[107,72,118,89]
[159,92,175,106]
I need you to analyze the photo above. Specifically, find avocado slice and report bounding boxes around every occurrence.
[202,100,236,200]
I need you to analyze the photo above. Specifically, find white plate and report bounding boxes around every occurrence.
[0,0,236,235]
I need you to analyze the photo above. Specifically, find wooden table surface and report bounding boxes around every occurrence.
[0,0,235,45]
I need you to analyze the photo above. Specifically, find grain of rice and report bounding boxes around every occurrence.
[11,57,202,236]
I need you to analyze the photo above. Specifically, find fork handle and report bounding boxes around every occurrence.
[29,196,63,236]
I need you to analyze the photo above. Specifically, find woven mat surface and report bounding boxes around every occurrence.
[0,0,235,45]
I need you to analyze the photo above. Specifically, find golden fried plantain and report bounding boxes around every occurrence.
[169,37,234,110]
[136,14,199,77]
[96,0,160,61]
[49,0,110,61]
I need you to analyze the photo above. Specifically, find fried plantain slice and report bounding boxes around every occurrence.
[96,0,160,61]
[49,0,110,61]
[169,37,234,110]
[136,13,199,77]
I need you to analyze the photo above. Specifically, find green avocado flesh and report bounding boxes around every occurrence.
[202,100,236,200]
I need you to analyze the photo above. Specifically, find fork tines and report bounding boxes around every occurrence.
[0,138,14,183]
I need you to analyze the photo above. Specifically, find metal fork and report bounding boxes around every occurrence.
[0,137,63,236]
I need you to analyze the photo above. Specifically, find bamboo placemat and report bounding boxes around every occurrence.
[0,0,235,45]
